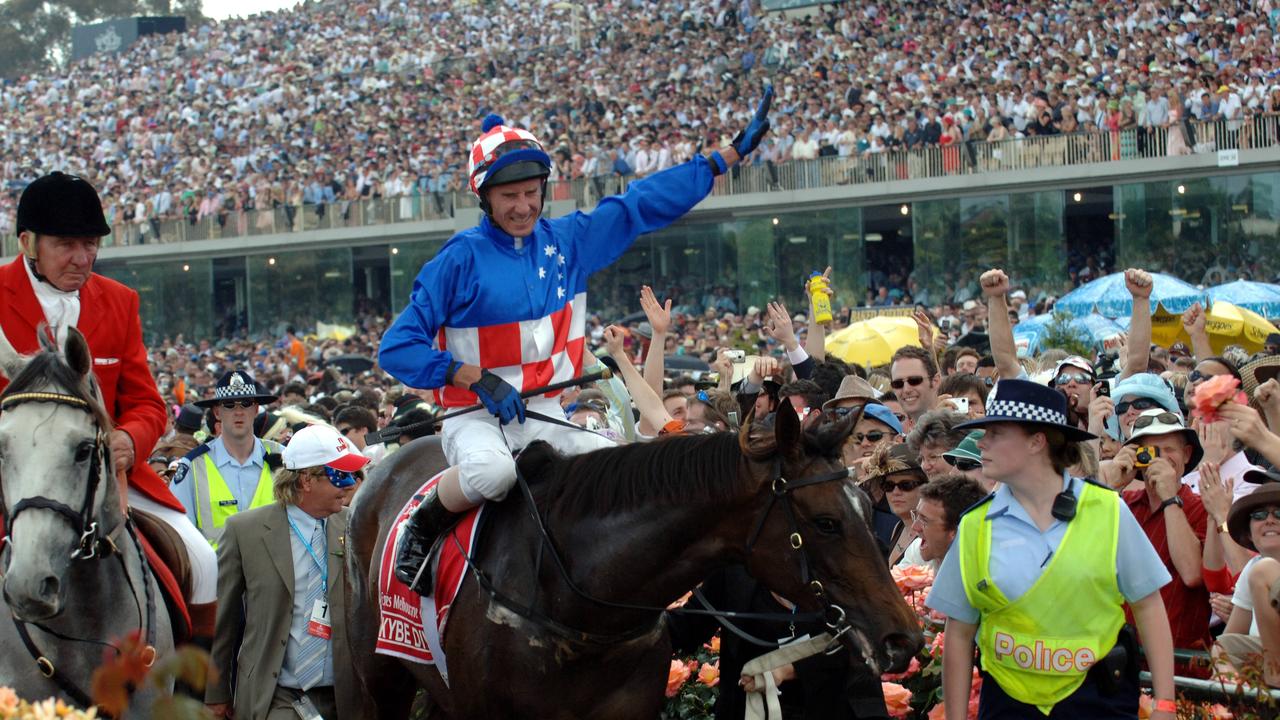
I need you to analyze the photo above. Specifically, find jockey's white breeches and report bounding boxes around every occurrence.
[127,489,218,604]
[442,397,617,504]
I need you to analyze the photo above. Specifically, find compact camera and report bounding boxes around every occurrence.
[725,349,746,363]
[1134,446,1161,468]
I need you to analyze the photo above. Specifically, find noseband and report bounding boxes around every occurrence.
[0,391,116,561]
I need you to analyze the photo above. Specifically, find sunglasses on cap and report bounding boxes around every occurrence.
[1054,372,1092,386]
[882,476,927,492]
[854,430,888,444]
[219,399,256,409]
[945,456,982,472]
[1116,397,1161,414]
[1132,412,1182,430]
[308,466,358,489]
[890,376,927,390]
[1249,508,1280,522]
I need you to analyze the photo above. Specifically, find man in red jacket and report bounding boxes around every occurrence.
[0,172,218,643]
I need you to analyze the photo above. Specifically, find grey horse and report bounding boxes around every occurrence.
[0,325,172,717]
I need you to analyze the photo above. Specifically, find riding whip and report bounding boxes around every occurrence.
[368,368,612,444]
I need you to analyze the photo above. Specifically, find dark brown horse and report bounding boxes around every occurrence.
[345,403,921,719]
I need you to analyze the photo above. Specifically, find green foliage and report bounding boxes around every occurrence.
[0,0,204,77]
[1040,311,1094,358]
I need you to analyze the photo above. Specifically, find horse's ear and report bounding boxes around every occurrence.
[773,399,802,456]
[0,324,24,380]
[737,405,757,456]
[63,327,93,378]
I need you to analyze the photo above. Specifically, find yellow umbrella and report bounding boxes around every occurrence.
[826,316,922,367]
[1177,300,1279,354]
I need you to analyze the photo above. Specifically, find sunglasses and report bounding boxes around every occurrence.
[945,457,982,472]
[1188,369,1225,384]
[309,466,358,489]
[890,376,927,390]
[882,477,927,493]
[1249,508,1280,522]
[830,406,863,418]
[219,400,256,409]
[1053,372,1092,386]
[1130,411,1181,431]
[1116,398,1161,414]
[854,431,888,444]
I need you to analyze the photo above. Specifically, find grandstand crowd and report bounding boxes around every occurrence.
[4,0,1280,243]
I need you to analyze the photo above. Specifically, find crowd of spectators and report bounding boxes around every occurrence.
[3,0,1280,241]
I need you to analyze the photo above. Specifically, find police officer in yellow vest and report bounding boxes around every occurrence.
[926,379,1178,719]
[171,370,284,547]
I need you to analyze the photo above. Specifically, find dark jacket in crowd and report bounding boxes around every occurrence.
[668,566,889,720]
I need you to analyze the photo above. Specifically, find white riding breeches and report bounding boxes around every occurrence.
[127,489,218,604]
[441,397,618,504]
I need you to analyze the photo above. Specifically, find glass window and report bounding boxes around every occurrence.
[96,259,214,344]
[247,248,353,335]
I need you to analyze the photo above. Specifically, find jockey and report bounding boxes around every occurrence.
[381,87,774,594]
[0,172,219,645]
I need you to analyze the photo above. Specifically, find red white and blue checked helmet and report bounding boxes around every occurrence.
[468,113,552,196]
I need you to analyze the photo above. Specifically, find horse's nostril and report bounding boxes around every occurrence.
[39,575,60,600]
[881,631,923,669]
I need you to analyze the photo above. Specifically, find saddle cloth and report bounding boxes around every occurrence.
[375,471,484,683]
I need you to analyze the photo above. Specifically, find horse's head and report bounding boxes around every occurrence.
[0,325,117,622]
[739,402,923,674]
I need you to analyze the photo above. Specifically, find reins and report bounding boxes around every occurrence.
[446,429,856,652]
[0,388,157,716]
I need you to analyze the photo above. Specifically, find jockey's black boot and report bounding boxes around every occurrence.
[394,489,464,595]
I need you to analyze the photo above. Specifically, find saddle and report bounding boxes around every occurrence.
[131,509,193,643]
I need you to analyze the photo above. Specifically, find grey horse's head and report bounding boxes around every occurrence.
[0,326,116,622]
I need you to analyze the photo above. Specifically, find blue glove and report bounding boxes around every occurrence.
[732,84,774,156]
[471,370,525,425]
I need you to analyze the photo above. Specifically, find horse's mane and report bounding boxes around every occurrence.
[2,349,114,431]
[526,432,746,518]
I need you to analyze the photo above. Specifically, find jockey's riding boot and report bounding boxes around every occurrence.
[394,489,464,595]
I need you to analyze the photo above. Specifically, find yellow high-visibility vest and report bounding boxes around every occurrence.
[958,481,1124,715]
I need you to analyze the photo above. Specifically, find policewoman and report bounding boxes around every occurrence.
[926,379,1177,719]
[171,370,284,547]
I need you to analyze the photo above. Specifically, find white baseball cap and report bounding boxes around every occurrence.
[283,424,370,472]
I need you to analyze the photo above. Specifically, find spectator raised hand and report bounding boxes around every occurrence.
[1255,378,1280,435]
[1181,302,1213,361]
[979,268,1021,381]
[639,285,672,336]
[1120,268,1153,379]
[764,301,798,351]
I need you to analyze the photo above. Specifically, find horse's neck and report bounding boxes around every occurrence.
[554,499,745,615]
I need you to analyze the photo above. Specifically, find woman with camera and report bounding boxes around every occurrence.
[926,379,1177,719]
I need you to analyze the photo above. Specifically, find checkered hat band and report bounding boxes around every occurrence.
[214,384,263,400]
[985,399,1067,426]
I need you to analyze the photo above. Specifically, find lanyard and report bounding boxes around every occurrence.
[287,516,329,591]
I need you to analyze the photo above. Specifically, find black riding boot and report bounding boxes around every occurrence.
[394,489,464,595]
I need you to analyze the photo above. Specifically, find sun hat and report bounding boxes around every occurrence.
[1227,482,1280,551]
[864,443,927,485]
[943,431,984,464]
[283,424,370,472]
[1110,373,1181,416]
[1124,409,1203,472]
[956,378,1096,441]
[822,375,882,411]
[194,370,278,408]
[1240,355,1280,398]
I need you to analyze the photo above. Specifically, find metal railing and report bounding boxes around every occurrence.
[94,113,1280,250]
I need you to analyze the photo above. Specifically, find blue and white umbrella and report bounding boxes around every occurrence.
[1013,312,1124,357]
[1054,272,1204,319]
[1207,280,1280,319]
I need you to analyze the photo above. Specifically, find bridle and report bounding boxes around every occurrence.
[1,391,115,561]
[0,388,156,714]
[450,442,858,654]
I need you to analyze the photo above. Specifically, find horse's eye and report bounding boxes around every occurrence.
[74,442,94,463]
[814,517,842,536]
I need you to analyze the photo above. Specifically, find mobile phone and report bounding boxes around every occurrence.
[725,349,746,363]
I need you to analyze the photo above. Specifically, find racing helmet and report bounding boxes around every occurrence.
[467,114,552,201]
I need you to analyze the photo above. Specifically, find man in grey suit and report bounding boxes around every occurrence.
[206,424,368,719]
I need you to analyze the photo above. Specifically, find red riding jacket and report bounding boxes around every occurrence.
[0,257,182,512]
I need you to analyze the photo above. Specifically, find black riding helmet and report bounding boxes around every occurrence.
[16,171,112,238]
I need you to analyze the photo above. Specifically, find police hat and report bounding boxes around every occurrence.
[16,172,112,238]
